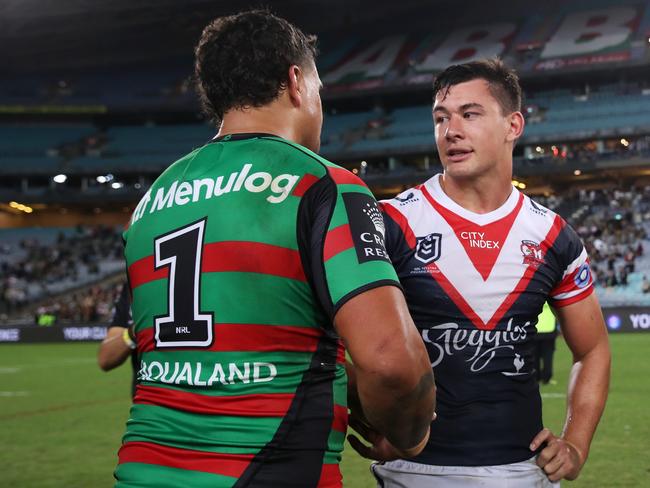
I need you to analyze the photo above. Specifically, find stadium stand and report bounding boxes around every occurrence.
[570,188,650,306]
[0,226,124,317]
[2,182,648,324]
[4,81,650,175]
[2,0,650,321]
[524,85,650,141]
[33,281,123,325]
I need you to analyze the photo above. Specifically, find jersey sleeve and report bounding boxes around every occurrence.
[110,282,133,328]
[548,221,594,308]
[297,167,401,321]
[380,200,418,277]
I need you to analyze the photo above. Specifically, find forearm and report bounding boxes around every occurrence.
[562,341,611,462]
[356,356,435,451]
[335,286,436,453]
[98,328,134,371]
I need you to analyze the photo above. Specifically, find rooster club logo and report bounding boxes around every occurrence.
[343,193,391,264]
[415,233,442,264]
[520,240,544,268]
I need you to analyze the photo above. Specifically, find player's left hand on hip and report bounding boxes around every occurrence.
[530,428,585,481]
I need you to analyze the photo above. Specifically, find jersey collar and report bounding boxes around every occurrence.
[211,133,280,143]
[424,173,521,225]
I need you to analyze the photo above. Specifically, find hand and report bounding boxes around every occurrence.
[531,428,585,481]
[347,411,436,462]
[345,364,402,461]
[347,415,407,461]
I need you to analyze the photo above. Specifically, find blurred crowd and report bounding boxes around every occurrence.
[33,282,123,325]
[0,225,123,316]
[519,136,650,168]
[540,186,650,293]
[2,186,649,324]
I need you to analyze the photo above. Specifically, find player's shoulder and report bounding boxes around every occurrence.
[154,146,205,183]
[238,139,377,212]
[279,140,371,187]
[258,136,334,177]
[521,194,564,225]
[522,195,586,255]
[380,183,427,214]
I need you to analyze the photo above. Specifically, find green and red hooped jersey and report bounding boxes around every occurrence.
[115,133,400,488]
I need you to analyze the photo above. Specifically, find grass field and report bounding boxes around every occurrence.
[1,334,649,487]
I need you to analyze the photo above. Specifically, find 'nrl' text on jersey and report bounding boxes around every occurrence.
[381,174,593,467]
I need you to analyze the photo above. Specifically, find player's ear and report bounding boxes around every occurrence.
[506,111,525,142]
[287,65,303,108]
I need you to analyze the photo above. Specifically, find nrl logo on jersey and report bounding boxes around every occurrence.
[520,240,544,268]
[415,233,442,264]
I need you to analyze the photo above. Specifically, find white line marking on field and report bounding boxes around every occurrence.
[0,391,29,397]
[1,358,96,370]
[0,367,21,374]
[541,393,566,399]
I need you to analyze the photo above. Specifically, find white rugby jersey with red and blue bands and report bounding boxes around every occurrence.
[381,174,593,467]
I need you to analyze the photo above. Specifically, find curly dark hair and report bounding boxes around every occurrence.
[194,9,318,126]
[432,58,522,115]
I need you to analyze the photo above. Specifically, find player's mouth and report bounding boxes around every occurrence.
[446,148,473,163]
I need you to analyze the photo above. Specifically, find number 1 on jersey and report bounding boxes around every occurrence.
[154,218,214,348]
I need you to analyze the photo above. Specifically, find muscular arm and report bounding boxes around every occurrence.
[532,292,611,481]
[558,292,611,467]
[97,326,133,371]
[335,285,435,455]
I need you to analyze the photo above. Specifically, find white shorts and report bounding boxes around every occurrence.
[371,457,560,488]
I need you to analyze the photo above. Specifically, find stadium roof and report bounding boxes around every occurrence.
[0,0,478,73]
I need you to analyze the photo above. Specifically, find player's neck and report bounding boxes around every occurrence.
[217,105,299,145]
[439,173,514,214]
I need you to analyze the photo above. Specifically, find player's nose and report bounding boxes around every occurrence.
[445,115,464,140]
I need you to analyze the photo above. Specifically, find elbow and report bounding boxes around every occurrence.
[371,356,434,398]
[374,336,433,394]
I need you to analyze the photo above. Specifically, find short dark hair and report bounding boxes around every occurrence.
[194,9,318,126]
[432,58,522,115]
